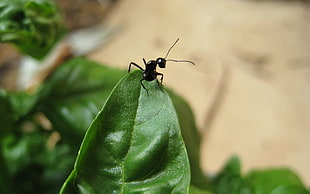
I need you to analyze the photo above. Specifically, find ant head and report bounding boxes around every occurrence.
[156,57,166,68]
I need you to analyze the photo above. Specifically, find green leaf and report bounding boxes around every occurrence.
[0,144,14,194]
[0,89,38,133]
[209,156,310,194]
[209,156,253,194]
[0,0,65,59]
[168,89,209,189]
[1,129,75,194]
[0,90,15,132]
[60,70,190,193]
[189,185,213,194]
[39,58,126,145]
[246,168,310,194]
[1,58,126,193]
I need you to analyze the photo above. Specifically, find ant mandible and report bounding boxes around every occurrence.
[128,38,195,94]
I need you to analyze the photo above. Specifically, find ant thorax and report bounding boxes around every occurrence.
[145,60,157,71]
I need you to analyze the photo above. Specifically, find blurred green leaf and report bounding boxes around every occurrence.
[189,185,213,194]
[208,156,310,194]
[0,89,40,194]
[209,156,253,194]
[1,129,75,194]
[0,145,14,194]
[246,168,310,194]
[0,89,38,133]
[0,90,15,132]
[39,57,126,146]
[0,0,65,59]
[60,70,190,193]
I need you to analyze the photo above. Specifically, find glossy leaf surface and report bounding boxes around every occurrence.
[60,70,190,193]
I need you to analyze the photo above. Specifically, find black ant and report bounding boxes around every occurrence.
[128,38,195,94]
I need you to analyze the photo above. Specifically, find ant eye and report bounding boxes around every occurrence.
[157,58,166,68]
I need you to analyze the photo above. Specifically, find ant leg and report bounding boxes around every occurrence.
[156,79,162,90]
[157,72,164,84]
[143,58,147,66]
[156,79,163,90]
[140,78,149,96]
[128,62,144,73]
[156,73,164,91]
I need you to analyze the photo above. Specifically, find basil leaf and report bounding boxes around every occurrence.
[209,156,310,194]
[209,156,253,194]
[246,168,310,194]
[60,70,190,193]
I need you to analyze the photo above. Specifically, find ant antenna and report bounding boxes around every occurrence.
[166,59,195,65]
[163,38,195,66]
[164,38,180,59]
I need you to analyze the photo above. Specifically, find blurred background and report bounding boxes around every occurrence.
[1,0,310,187]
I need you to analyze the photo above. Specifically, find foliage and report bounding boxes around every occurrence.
[208,156,310,194]
[0,0,309,193]
[0,58,126,194]
[0,0,65,59]
[60,71,190,193]
[0,57,309,193]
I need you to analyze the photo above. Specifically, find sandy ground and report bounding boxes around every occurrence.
[88,0,310,186]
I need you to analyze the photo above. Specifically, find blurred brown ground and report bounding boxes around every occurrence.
[87,0,310,186]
